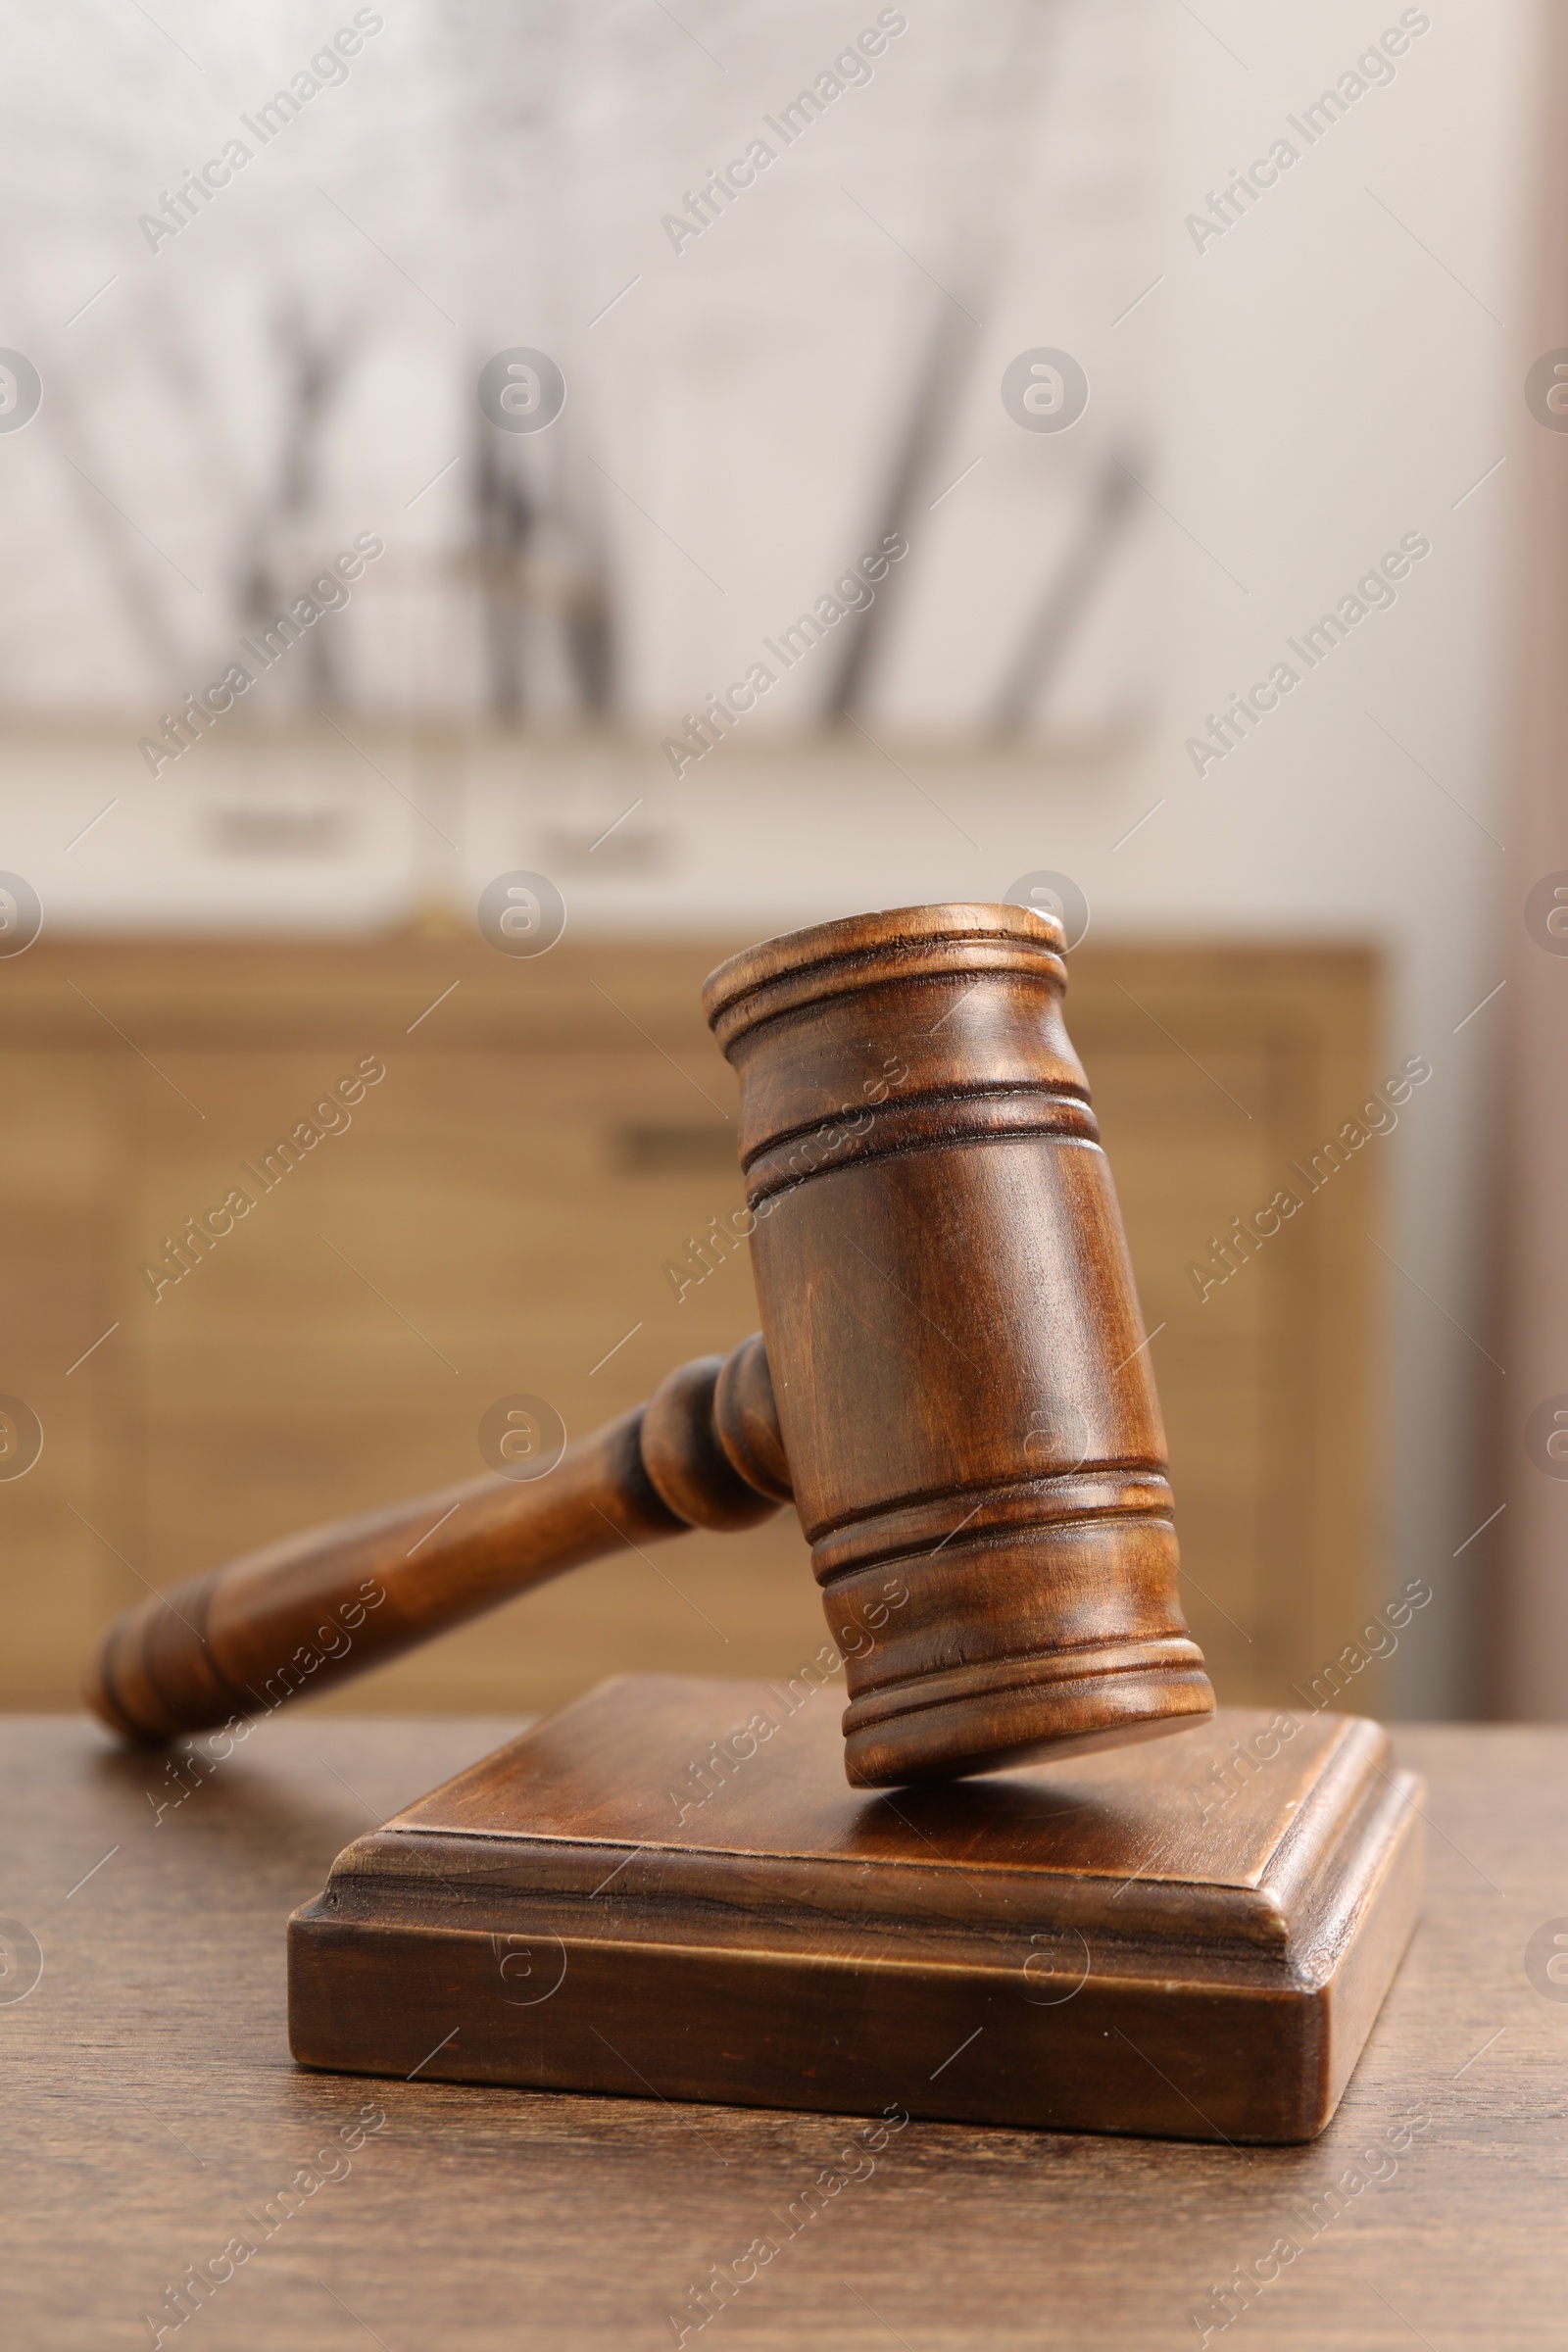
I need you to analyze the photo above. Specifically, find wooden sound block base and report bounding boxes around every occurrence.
[288,1675,1423,2144]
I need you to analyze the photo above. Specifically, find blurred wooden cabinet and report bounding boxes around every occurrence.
[0,934,1381,1720]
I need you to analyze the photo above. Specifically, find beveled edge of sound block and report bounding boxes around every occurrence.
[287,1676,1424,2145]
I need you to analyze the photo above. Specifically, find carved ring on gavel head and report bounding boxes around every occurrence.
[85,901,1213,1786]
[702,902,1213,1784]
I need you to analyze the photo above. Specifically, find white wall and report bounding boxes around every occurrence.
[1139,0,1532,1716]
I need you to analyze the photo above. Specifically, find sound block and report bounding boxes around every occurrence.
[288,1675,1423,2143]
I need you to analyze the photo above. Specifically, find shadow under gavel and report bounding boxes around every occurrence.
[87,901,1215,1788]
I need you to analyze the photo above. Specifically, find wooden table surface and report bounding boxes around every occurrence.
[3,1714,1564,2350]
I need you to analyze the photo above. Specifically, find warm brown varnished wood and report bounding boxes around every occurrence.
[88,903,1212,1785]
[288,1675,1418,2145]
[5,1712,1548,2349]
[0,930,1380,1723]
[704,905,1214,1783]
[86,1336,787,1742]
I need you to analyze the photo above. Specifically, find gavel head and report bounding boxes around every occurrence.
[704,902,1215,1788]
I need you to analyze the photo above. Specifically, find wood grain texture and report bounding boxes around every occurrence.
[288,1677,1421,2143]
[0,934,1379,1720]
[92,903,1217,1780]
[0,1714,1556,2349]
[705,905,1213,1782]
[85,1339,787,1742]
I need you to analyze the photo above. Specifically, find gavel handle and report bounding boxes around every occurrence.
[86,1336,791,1744]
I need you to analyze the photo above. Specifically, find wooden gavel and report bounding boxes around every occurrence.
[87,903,1214,1785]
